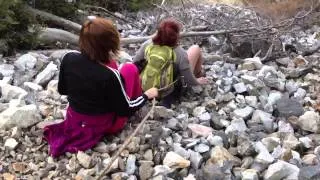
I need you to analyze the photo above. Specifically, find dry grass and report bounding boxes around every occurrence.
[241,0,315,21]
[187,0,316,21]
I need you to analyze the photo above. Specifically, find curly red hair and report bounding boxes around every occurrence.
[152,18,182,47]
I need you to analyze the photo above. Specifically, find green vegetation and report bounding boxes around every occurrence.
[0,0,38,55]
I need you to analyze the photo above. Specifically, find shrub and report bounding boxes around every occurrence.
[0,0,38,56]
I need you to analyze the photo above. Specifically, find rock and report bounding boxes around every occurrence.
[127,137,140,153]
[192,106,206,117]
[189,150,203,169]
[207,135,224,147]
[299,137,313,149]
[245,96,258,108]
[4,138,18,150]
[154,106,175,119]
[298,165,320,179]
[0,64,14,77]
[298,111,320,133]
[285,81,299,95]
[251,110,274,132]
[254,141,274,164]
[261,137,280,152]
[215,92,235,103]
[183,174,196,180]
[293,88,307,100]
[93,142,108,153]
[34,62,58,86]
[233,82,247,93]
[23,82,43,91]
[2,173,16,180]
[103,158,119,171]
[0,104,41,129]
[139,161,154,180]
[0,84,28,101]
[126,155,136,175]
[233,106,254,120]
[194,144,210,153]
[167,118,181,130]
[15,54,37,71]
[283,133,300,150]
[153,165,172,176]
[302,154,318,165]
[241,169,259,180]
[12,162,29,173]
[209,146,241,166]
[202,161,226,179]
[187,124,213,137]
[143,149,153,161]
[199,112,211,122]
[275,97,304,118]
[225,118,248,135]
[111,172,129,180]
[173,143,190,159]
[163,152,190,169]
[77,151,92,169]
[264,160,300,180]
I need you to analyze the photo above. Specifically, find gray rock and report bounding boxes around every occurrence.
[189,150,203,169]
[77,151,92,169]
[143,149,153,161]
[251,110,274,132]
[264,160,300,180]
[0,83,28,101]
[254,141,275,164]
[245,96,258,108]
[154,106,175,119]
[233,82,247,93]
[126,155,136,175]
[285,81,299,95]
[139,161,154,180]
[15,54,37,71]
[153,165,172,176]
[241,169,259,180]
[207,135,224,147]
[34,62,58,86]
[294,88,307,100]
[298,111,320,133]
[299,137,313,149]
[173,143,190,159]
[194,144,210,153]
[275,97,304,118]
[0,64,14,77]
[233,106,254,120]
[0,104,41,129]
[225,118,248,135]
[298,165,320,180]
[4,138,19,149]
[199,112,211,122]
[167,118,181,130]
[23,82,43,91]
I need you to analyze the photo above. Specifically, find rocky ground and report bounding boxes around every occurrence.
[0,4,320,180]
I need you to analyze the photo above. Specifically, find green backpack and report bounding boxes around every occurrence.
[141,44,176,97]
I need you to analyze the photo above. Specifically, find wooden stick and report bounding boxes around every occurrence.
[95,99,156,180]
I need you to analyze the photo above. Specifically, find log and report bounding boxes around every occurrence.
[26,6,82,32]
[38,28,79,45]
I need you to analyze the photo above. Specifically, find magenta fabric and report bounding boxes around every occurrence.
[44,62,142,157]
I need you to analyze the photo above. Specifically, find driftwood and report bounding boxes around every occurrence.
[38,28,79,45]
[27,6,82,32]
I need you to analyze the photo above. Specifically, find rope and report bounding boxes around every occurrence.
[95,98,156,180]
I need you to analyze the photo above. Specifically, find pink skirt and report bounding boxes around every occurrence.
[44,63,142,157]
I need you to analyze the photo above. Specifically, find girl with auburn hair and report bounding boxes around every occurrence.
[43,17,158,157]
[134,18,208,107]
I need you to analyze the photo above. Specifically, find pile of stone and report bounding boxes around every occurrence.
[0,4,320,180]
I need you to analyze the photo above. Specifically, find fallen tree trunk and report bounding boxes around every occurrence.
[26,6,82,32]
[38,28,79,45]
[37,26,282,47]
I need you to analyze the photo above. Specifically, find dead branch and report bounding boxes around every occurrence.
[26,6,82,32]
[84,5,139,28]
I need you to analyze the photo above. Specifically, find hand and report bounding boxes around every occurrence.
[197,77,209,85]
[144,87,159,99]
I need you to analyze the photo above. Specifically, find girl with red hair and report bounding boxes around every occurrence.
[134,18,208,107]
[44,17,158,157]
